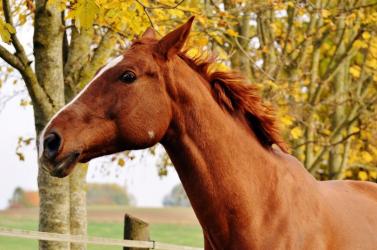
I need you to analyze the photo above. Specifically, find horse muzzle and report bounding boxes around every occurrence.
[40,151,80,178]
[40,132,81,178]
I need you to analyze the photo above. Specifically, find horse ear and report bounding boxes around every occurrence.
[142,27,157,39]
[157,16,195,59]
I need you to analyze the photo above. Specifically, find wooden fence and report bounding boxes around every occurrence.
[0,214,203,250]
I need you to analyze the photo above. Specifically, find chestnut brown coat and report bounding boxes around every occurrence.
[40,17,377,249]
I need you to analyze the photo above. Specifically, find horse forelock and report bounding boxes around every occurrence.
[178,52,288,153]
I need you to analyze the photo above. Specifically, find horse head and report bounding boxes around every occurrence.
[39,17,195,177]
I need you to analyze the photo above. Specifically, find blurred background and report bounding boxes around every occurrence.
[1,0,377,249]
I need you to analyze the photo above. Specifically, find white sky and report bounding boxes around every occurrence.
[0,81,181,209]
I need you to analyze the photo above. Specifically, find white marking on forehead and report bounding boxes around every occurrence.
[38,55,124,158]
[94,55,124,80]
[148,131,155,139]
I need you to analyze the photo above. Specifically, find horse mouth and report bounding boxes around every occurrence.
[49,152,80,178]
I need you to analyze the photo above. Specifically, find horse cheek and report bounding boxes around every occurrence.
[117,97,171,148]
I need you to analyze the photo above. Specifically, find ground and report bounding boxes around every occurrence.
[0,206,203,249]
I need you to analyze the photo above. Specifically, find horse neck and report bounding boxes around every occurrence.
[161,59,309,246]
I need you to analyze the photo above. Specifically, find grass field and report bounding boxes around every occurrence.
[0,206,203,250]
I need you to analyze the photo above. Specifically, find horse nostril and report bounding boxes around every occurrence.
[43,132,62,160]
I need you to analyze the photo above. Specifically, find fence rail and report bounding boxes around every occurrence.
[0,227,203,250]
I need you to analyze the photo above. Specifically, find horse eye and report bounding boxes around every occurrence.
[120,71,137,84]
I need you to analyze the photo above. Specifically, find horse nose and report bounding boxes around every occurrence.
[43,132,62,160]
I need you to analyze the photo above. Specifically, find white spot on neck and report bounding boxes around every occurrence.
[148,130,155,139]
[38,55,124,158]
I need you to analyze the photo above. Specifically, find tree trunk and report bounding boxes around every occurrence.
[69,164,88,250]
[329,10,347,178]
[34,1,70,249]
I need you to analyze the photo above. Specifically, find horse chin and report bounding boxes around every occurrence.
[49,151,81,178]
[78,146,125,163]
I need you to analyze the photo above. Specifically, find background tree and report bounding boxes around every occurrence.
[163,184,191,207]
[86,183,135,206]
[8,187,39,208]
[198,0,377,181]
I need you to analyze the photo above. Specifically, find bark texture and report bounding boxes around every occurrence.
[34,1,69,249]
[69,164,88,250]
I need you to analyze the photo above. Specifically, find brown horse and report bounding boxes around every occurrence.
[40,17,377,249]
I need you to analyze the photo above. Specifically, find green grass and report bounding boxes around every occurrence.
[0,216,38,250]
[150,224,203,247]
[0,213,203,250]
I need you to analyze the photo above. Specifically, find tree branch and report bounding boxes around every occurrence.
[76,30,118,90]
[135,0,187,10]
[294,131,360,150]
[0,10,54,118]
[322,28,363,83]
[64,26,94,100]
[309,92,377,172]
[0,0,55,117]
[233,37,275,81]
[0,48,54,119]
[0,45,24,71]
[2,0,30,65]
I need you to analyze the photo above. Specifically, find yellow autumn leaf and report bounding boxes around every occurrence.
[287,1,295,7]
[322,129,331,136]
[350,126,360,133]
[353,40,368,49]
[349,65,361,78]
[370,171,377,179]
[47,0,67,11]
[345,170,353,178]
[321,9,331,18]
[0,19,15,43]
[266,80,278,90]
[362,31,371,40]
[281,115,293,126]
[118,158,125,167]
[74,0,99,29]
[358,171,368,181]
[290,127,303,139]
[5,23,15,34]
[226,29,238,37]
[345,13,356,26]
[195,36,208,46]
[361,151,373,163]
[366,59,377,70]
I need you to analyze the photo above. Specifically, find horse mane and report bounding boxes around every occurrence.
[178,52,288,153]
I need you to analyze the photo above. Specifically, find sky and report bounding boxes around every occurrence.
[0,81,181,209]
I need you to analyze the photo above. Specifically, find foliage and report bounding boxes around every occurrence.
[198,0,377,181]
[163,184,191,207]
[86,183,134,205]
[0,18,15,43]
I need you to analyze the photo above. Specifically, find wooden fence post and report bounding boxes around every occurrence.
[124,214,150,250]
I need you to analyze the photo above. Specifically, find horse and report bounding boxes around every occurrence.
[39,17,377,249]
